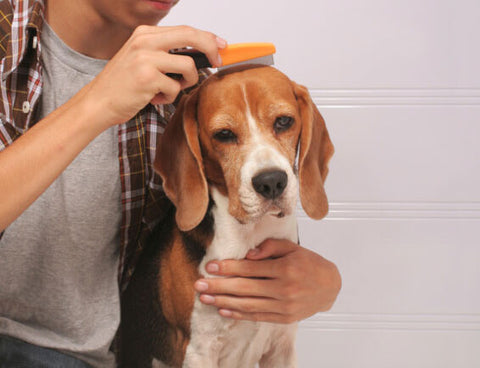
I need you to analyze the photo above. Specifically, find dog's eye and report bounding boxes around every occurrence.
[274,116,294,133]
[213,129,237,143]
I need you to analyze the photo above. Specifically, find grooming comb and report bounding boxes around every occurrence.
[170,42,276,71]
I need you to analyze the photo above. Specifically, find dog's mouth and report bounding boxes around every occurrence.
[265,200,289,218]
[240,197,292,222]
[272,210,285,218]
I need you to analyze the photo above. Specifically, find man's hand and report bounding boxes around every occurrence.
[84,25,227,129]
[194,239,342,324]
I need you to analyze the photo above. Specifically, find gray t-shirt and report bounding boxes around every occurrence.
[0,22,121,367]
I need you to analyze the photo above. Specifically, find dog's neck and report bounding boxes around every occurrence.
[195,188,298,275]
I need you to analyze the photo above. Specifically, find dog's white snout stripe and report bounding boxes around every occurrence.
[236,86,298,219]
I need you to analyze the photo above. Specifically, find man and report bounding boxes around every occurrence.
[0,1,341,367]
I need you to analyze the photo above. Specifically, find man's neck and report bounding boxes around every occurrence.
[45,1,133,60]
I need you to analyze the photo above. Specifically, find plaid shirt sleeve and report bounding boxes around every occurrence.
[0,0,15,146]
[0,0,44,241]
[0,0,9,241]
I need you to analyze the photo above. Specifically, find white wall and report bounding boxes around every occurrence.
[164,1,480,367]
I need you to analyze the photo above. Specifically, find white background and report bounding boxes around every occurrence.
[164,1,480,367]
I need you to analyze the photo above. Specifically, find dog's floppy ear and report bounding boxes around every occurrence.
[154,89,209,231]
[293,82,334,219]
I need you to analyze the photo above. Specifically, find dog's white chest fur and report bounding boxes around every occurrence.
[181,189,298,368]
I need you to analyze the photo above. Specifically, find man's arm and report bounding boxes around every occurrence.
[0,25,226,232]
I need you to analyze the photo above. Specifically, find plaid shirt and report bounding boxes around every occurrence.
[0,0,205,291]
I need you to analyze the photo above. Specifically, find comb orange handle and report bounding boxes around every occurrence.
[219,43,276,66]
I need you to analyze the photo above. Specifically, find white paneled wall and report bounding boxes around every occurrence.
[164,1,480,366]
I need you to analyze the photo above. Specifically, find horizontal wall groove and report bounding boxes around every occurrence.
[309,88,480,106]
[300,312,480,332]
[297,202,480,219]
[299,326,480,332]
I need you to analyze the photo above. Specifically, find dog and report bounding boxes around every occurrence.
[119,65,334,368]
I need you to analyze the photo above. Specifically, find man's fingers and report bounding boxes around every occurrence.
[218,309,297,324]
[153,26,226,67]
[150,73,182,105]
[130,25,226,67]
[156,53,199,88]
[198,294,286,315]
[246,238,298,260]
[205,258,280,278]
[194,277,279,298]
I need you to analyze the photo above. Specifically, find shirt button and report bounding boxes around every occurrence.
[22,101,31,114]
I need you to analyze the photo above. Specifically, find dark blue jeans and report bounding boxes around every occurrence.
[0,335,92,368]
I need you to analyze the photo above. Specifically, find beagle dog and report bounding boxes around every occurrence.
[119,65,334,368]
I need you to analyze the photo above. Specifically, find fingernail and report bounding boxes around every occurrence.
[219,309,233,317]
[194,280,208,292]
[206,262,219,274]
[216,36,228,49]
[216,54,223,67]
[200,294,215,304]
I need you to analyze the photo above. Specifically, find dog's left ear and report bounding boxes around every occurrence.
[154,89,209,231]
[293,82,334,219]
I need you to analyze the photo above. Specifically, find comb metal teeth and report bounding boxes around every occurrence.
[217,55,274,71]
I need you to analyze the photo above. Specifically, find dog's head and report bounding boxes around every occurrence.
[155,65,334,231]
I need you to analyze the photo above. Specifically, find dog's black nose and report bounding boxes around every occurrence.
[252,170,288,199]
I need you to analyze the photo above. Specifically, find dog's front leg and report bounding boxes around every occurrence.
[182,301,223,368]
[259,345,297,368]
[259,324,298,368]
[182,342,220,368]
